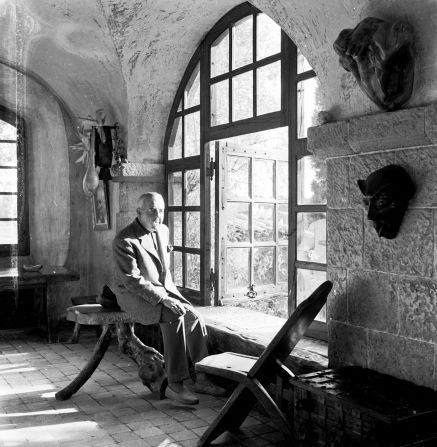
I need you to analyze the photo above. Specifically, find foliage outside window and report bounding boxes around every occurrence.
[0,108,28,257]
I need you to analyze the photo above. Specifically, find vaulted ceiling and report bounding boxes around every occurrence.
[1,0,436,160]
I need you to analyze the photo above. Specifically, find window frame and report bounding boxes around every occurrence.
[0,105,29,257]
[164,3,326,337]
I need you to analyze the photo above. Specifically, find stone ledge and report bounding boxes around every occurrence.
[111,161,164,182]
[197,306,328,375]
[308,104,437,160]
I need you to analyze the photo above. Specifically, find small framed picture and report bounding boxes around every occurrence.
[92,180,110,230]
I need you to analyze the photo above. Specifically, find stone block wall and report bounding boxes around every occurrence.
[308,104,437,389]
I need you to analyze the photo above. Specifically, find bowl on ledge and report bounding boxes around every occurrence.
[22,264,43,272]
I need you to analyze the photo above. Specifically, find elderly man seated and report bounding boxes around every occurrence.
[113,192,224,404]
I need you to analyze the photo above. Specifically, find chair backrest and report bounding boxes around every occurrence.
[248,280,332,378]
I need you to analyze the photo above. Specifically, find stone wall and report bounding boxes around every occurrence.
[308,104,437,389]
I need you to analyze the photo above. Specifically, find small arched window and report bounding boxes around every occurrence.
[164,3,326,335]
[0,106,29,257]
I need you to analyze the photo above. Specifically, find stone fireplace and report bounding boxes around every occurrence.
[308,103,437,389]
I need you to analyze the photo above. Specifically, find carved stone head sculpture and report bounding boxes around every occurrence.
[333,17,415,111]
[357,165,415,239]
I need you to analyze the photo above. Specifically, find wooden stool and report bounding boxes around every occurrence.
[56,304,166,401]
[67,295,99,343]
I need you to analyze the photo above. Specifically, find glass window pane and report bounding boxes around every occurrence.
[297,76,320,138]
[226,247,250,290]
[168,171,182,206]
[185,169,200,206]
[278,246,288,283]
[232,71,253,121]
[168,117,182,160]
[0,120,17,140]
[171,251,183,286]
[185,212,200,248]
[0,221,18,244]
[277,204,288,242]
[297,49,313,73]
[186,253,200,290]
[232,16,253,69]
[0,143,17,166]
[254,246,274,285]
[168,212,182,246]
[0,195,17,218]
[297,156,327,205]
[227,202,249,243]
[185,63,200,109]
[257,61,281,116]
[297,212,326,263]
[277,161,288,200]
[184,112,200,157]
[256,13,281,60]
[0,168,17,192]
[297,269,327,322]
[227,156,249,199]
[211,29,229,77]
[253,203,274,242]
[211,80,229,126]
[253,159,274,199]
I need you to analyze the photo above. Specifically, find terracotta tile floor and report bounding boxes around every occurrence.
[0,329,286,447]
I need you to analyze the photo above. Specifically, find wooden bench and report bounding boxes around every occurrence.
[55,304,167,401]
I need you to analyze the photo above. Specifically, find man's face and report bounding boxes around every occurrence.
[138,195,165,232]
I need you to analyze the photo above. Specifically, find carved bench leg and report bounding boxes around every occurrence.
[55,324,115,401]
[116,323,166,394]
[66,321,81,344]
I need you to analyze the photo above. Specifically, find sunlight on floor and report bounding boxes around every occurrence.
[0,408,78,417]
[0,420,100,444]
[0,366,36,374]
[0,384,54,397]
[0,363,30,371]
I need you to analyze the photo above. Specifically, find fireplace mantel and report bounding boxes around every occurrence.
[308,103,437,159]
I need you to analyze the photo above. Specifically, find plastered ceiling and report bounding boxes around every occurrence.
[1,0,437,160]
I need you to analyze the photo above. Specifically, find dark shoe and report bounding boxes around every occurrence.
[194,376,227,397]
[166,383,199,405]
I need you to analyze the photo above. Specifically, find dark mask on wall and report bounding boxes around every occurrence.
[357,165,415,239]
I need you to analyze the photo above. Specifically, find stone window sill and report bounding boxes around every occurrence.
[197,306,328,375]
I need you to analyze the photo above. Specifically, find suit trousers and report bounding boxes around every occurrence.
[159,303,209,383]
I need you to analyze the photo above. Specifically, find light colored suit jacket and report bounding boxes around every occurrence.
[113,218,189,325]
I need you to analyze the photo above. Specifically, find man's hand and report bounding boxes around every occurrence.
[161,296,186,316]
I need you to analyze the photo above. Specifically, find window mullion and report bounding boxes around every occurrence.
[229,24,233,124]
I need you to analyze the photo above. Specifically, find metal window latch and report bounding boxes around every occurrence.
[246,284,257,299]
[207,157,215,181]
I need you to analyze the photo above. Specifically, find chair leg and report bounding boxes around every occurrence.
[55,324,114,401]
[197,384,256,446]
[66,322,81,344]
[246,377,294,442]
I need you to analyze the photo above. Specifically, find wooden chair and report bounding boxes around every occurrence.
[194,280,333,446]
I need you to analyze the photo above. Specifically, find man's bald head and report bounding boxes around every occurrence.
[137,192,165,231]
[138,192,164,209]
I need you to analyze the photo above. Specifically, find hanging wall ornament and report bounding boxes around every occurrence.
[94,126,113,181]
[82,127,100,196]
[333,17,415,111]
[357,164,415,239]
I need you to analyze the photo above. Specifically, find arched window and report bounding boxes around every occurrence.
[0,106,28,257]
[164,3,326,335]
